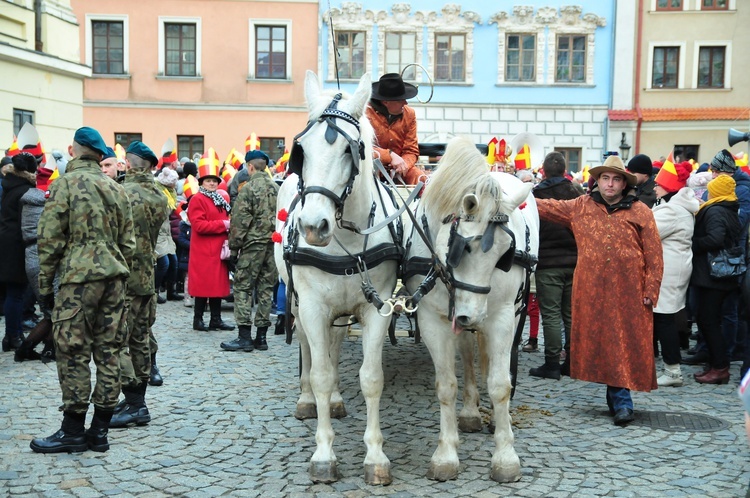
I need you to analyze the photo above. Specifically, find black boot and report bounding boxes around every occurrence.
[254,326,269,351]
[30,411,88,453]
[529,357,561,380]
[2,334,23,352]
[274,315,285,335]
[86,407,114,452]
[167,282,183,301]
[193,317,208,331]
[109,383,151,428]
[40,339,55,363]
[208,317,235,331]
[14,339,41,362]
[560,354,570,377]
[149,353,163,386]
[221,325,255,352]
[193,298,208,331]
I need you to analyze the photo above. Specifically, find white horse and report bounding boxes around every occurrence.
[274,71,401,485]
[402,136,539,482]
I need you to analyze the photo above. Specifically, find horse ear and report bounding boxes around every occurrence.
[350,72,372,118]
[504,182,533,211]
[304,70,321,105]
[462,193,479,215]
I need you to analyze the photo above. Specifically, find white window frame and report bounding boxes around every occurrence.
[647,41,686,89]
[692,41,731,89]
[425,6,480,85]
[85,14,129,75]
[322,4,374,82]
[158,16,202,78]
[248,19,292,81]
[501,32,544,84]
[375,5,424,83]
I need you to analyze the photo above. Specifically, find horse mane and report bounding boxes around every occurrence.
[306,85,374,180]
[421,136,501,221]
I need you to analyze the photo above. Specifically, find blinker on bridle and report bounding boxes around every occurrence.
[288,93,366,220]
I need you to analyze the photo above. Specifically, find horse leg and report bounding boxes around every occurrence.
[457,332,482,433]
[329,317,348,419]
[294,323,317,420]
[484,317,521,483]
[359,307,392,485]
[420,313,460,481]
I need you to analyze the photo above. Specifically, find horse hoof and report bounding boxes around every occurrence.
[310,461,339,483]
[427,462,459,481]
[364,463,392,485]
[490,463,522,483]
[330,401,347,419]
[295,403,317,420]
[458,415,483,433]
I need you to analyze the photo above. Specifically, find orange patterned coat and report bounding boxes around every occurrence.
[536,194,663,391]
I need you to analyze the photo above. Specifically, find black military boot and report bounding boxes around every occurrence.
[529,356,562,380]
[149,353,163,386]
[193,298,208,331]
[254,326,269,351]
[220,325,255,352]
[86,407,114,452]
[274,315,285,335]
[167,282,183,301]
[30,411,88,453]
[208,312,235,331]
[109,383,151,428]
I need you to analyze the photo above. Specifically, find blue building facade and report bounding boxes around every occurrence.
[319,1,617,171]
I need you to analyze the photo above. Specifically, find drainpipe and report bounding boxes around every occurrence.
[634,0,644,153]
[34,0,43,52]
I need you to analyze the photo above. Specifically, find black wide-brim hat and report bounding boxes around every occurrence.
[371,73,418,101]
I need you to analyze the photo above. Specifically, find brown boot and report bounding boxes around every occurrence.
[694,367,730,385]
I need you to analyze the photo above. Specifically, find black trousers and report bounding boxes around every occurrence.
[695,286,734,369]
[654,312,682,365]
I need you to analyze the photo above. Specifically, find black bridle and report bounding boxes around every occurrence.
[288,93,365,231]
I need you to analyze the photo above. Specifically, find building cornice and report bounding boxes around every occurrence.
[83,101,307,112]
[0,41,90,78]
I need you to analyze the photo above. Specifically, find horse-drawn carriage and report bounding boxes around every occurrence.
[274,71,539,485]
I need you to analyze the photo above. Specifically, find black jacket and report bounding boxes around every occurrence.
[691,200,742,290]
[533,177,582,269]
[634,176,657,208]
[0,166,35,283]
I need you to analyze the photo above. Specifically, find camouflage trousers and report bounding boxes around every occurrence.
[53,279,127,414]
[234,242,278,328]
[119,294,155,388]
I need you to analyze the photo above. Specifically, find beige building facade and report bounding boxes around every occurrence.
[0,0,90,153]
[70,0,319,162]
[610,0,750,164]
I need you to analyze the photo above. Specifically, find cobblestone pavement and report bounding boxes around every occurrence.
[1,299,749,497]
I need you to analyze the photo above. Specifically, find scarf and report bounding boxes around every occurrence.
[159,184,177,210]
[199,186,231,214]
[700,174,737,212]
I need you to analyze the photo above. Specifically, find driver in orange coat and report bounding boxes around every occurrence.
[366,73,427,186]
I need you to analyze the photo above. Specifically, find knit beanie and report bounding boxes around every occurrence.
[156,167,179,187]
[707,174,736,199]
[626,154,653,176]
[12,151,38,174]
[655,160,692,193]
[711,149,737,173]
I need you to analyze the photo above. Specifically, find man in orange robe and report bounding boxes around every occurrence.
[535,155,664,426]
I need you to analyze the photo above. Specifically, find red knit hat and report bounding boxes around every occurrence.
[655,160,691,193]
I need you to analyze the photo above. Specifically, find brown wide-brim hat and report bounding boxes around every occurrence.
[588,155,638,187]
[371,73,418,101]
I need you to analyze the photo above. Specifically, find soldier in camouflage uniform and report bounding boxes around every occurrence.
[31,127,135,454]
[110,142,169,429]
[220,150,279,352]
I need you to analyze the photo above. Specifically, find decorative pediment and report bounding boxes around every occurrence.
[489,5,606,31]
[322,3,377,81]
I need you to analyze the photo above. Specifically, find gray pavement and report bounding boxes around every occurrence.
[1,299,749,497]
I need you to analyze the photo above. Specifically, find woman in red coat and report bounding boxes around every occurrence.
[187,152,234,331]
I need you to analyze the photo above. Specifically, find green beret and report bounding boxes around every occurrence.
[126,141,158,167]
[73,127,108,156]
[245,149,269,163]
[103,147,116,160]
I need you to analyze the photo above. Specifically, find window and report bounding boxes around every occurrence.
[165,23,197,76]
[13,109,34,135]
[114,133,142,149]
[702,0,728,10]
[555,147,581,173]
[435,34,465,82]
[177,135,204,160]
[260,137,285,161]
[91,21,124,74]
[384,32,417,79]
[698,46,725,88]
[674,145,699,162]
[336,31,366,80]
[556,35,586,82]
[652,46,679,88]
[656,0,683,10]
[506,34,536,82]
[255,25,287,79]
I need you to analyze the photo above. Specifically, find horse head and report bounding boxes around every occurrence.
[422,137,532,330]
[291,71,373,246]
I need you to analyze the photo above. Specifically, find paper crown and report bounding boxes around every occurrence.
[183,174,199,198]
[197,148,221,181]
[161,138,177,165]
[245,132,260,153]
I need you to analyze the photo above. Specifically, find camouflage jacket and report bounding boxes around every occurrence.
[38,156,136,296]
[123,169,169,295]
[229,170,279,252]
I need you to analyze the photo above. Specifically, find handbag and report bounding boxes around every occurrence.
[220,240,231,260]
[708,246,747,280]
